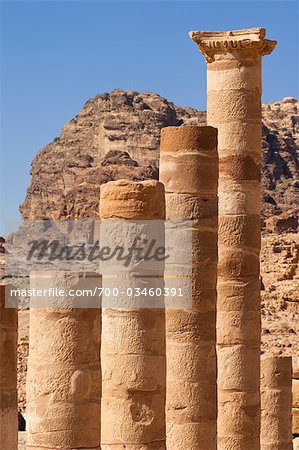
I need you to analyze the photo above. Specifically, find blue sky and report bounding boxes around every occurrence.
[0,0,298,233]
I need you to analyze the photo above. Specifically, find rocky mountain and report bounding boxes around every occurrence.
[261,232,299,356]
[261,98,299,226]
[20,89,297,227]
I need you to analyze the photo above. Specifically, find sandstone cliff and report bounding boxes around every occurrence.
[21,89,297,226]
[261,232,299,356]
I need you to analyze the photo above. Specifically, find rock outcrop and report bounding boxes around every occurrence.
[20,90,189,220]
[262,97,299,224]
[20,90,298,226]
[261,232,299,355]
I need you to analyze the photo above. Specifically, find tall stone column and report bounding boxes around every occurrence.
[261,356,293,450]
[0,284,18,450]
[160,126,218,450]
[190,28,276,450]
[26,273,101,450]
[100,179,166,450]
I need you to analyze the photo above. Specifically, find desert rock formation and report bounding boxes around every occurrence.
[293,358,299,436]
[26,274,101,449]
[20,90,298,226]
[261,233,299,356]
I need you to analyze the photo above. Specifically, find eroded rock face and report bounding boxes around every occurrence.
[262,97,299,223]
[266,213,298,233]
[160,126,218,450]
[20,89,192,220]
[261,232,299,356]
[20,90,298,224]
[100,150,138,167]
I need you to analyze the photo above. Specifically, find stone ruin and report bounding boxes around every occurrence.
[0,27,297,450]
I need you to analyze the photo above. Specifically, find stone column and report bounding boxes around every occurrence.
[26,273,101,450]
[0,284,18,450]
[160,126,218,450]
[261,356,293,450]
[293,357,299,438]
[100,179,166,450]
[190,28,276,450]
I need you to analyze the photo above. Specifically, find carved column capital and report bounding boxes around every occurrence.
[189,28,276,62]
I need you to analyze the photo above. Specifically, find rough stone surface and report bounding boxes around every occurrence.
[294,358,299,379]
[294,408,299,435]
[190,27,276,450]
[100,180,166,449]
[12,231,298,416]
[0,284,18,450]
[293,356,299,436]
[261,356,293,450]
[20,90,298,226]
[293,379,299,409]
[160,126,218,450]
[261,233,299,358]
[18,432,26,450]
[26,274,101,450]
[266,214,298,234]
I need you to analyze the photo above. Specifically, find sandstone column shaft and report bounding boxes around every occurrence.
[190,28,276,450]
[160,126,218,450]
[26,274,101,449]
[100,179,166,450]
[261,356,293,450]
[0,284,18,450]
[293,357,299,437]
